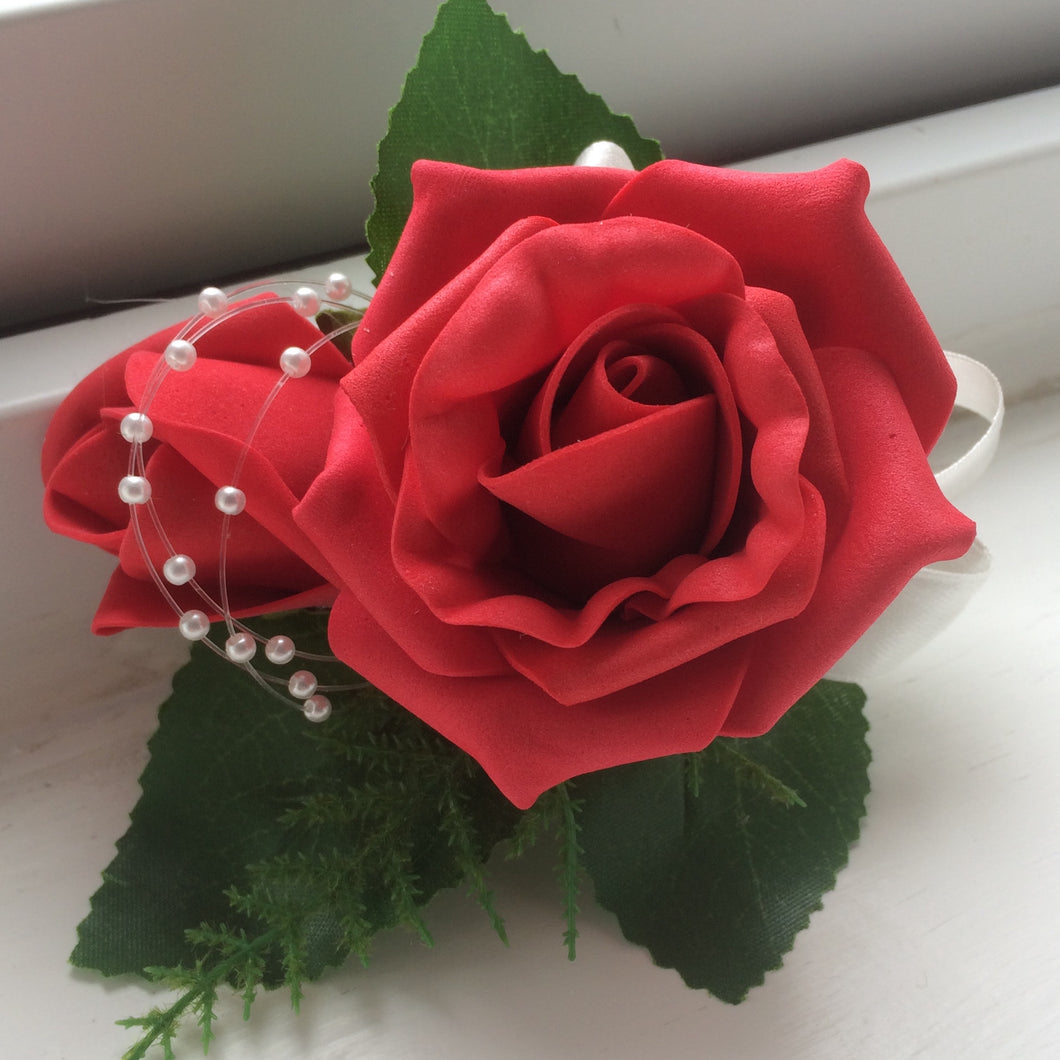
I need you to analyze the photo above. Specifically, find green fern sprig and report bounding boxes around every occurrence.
[439,783,509,944]
[555,784,584,960]
[506,783,584,958]
[119,927,279,1059]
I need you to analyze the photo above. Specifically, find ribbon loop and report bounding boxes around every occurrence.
[934,352,1004,499]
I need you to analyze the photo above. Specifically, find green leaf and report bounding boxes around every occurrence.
[366,0,663,284]
[72,610,519,983]
[72,616,331,976]
[575,680,871,1003]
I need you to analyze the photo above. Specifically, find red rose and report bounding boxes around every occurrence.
[43,301,348,633]
[297,158,977,808]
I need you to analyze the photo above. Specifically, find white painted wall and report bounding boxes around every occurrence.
[2,0,1059,330]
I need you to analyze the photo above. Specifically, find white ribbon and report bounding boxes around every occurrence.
[934,352,1005,499]
[828,353,1003,681]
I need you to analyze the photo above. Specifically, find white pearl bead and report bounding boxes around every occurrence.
[120,412,153,443]
[303,694,332,722]
[118,475,151,504]
[198,286,228,317]
[291,286,321,317]
[288,670,317,699]
[225,631,257,664]
[164,339,197,372]
[178,610,210,640]
[279,346,311,378]
[163,553,196,585]
[573,141,635,170]
[325,273,352,300]
[214,486,246,515]
[265,635,296,665]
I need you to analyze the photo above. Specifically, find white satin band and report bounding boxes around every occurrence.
[934,352,1005,499]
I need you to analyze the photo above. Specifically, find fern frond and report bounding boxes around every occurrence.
[196,985,217,1053]
[439,786,508,945]
[554,783,584,961]
[119,927,283,1059]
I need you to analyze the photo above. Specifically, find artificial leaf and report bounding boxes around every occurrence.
[72,610,519,982]
[313,306,363,359]
[575,680,870,1003]
[365,0,663,284]
[72,616,329,976]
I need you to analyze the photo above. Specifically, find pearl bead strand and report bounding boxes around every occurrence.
[115,276,369,719]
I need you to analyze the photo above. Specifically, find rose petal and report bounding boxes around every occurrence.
[720,346,977,736]
[42,423,136,547]
[346,216,559,497]
[551,340,686,444]
[744,286,849,532]
[483,399,717,599]
[124,347,342,499]
[171,300,350,377]
[114,445,328,591]
[41,347,144,479]
[357,161,636,363]
[513,303,743,563]
[294,396,509,678]
[92,568,335,636]
[491,479,825,703]
[606,159,956,450]
[576,342,687,422]
[518,304,720,455]
[326,589,752,809]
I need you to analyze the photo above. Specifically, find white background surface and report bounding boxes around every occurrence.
[2,92,1060,1058]
[2,0,1060,329]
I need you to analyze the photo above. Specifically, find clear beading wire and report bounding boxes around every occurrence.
[120,277,371,714]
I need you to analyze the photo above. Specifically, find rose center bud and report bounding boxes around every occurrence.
[486,305,742,607]
[549,341,691,449]
[610,351,687,402]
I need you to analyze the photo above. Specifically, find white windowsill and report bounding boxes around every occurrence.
[1,90,1058,1058]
